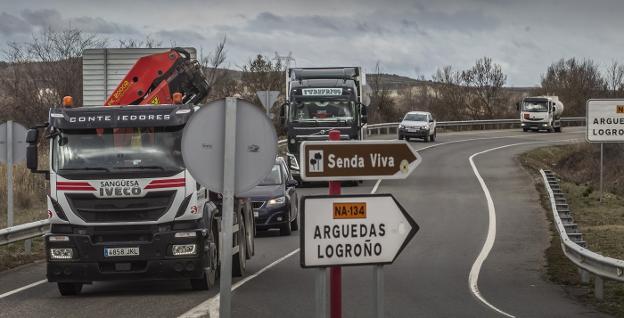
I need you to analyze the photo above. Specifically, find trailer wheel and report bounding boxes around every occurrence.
[232,209,246,277]
[57,282,83,296]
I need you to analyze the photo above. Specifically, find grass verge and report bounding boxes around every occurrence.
[520,144,624,317]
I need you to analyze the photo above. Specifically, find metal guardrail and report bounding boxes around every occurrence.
[367,117,586,135]
[541,169,624,300]
[0,219,49,246]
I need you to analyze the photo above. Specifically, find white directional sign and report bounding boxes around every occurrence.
[0,121,27,164]
[256,90,280,115]
[301,194,419,267]
[586,99,624,143]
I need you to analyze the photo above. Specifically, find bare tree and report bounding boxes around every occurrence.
[539,58,606,116]
[0,27,106,125]
[118,35,162,48]
[368,61,400,123]
[461,57,508,119]
[605,60,624,97]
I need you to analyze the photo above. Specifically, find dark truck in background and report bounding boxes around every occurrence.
[279,67,369,180]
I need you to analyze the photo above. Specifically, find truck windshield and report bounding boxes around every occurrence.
[522,101,548,112]
[52,126,184,176]
[291,100,354,121]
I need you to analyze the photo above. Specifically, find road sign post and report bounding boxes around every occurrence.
[181,98,278,318]
[300,138,420,318]
[328,130,342,318]
[585,99,624,202]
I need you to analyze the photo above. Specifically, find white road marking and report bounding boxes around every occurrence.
[467,138,579,318]
[180,176,384,318]
[0,279,47,300]
[179,249,300,318]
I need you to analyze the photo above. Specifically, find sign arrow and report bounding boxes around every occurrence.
[300,140,421,181]
[300,194,419,267]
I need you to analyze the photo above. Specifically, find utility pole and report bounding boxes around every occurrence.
[274,51,296,69]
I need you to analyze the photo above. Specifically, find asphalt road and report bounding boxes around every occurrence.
[0,127,611,318]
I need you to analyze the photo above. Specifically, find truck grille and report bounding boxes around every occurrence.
[65,191,176,223]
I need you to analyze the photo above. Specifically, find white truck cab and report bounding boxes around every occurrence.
[398,111,436,142]
[518,96,564,132]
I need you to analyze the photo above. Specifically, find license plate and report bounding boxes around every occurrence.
[253,211,259,218]
[407,128,418,132]
[104,247,139,257]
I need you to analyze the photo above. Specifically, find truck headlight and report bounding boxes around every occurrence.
[267,196,286,207]
[50,248,73,260]
[172,244,197,256]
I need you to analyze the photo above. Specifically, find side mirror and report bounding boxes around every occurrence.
[286,179,299,188]
[26,143,38,171]
[26,128,39,143]
[279,103,289,126]
[208,191,223,203]
[360,104,368,124]
[429,118,434,123]
[515,102,521,112]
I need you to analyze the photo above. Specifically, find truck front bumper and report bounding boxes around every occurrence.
[45,227,207,283]
[521,122,550,130]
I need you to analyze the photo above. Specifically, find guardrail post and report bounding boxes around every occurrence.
[595,276,604,300]
[580,269,591,284]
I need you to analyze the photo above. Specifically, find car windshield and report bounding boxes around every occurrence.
[404,114,428,121]
[258,164,282,186]
[522,101,548,112]
[52,126,184,176]
[291,100,354,121]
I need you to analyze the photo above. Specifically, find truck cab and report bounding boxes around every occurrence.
[280,67,368,179]
[519,96,564,132]
[26,104,254,295]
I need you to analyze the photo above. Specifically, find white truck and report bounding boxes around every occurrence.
[518,96,564,132]
[24,48,255,295]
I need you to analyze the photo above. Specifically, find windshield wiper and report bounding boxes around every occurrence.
[59,167,111,172]
[113,166,166,171]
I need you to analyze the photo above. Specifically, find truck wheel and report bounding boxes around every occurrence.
[57,282,83,296]
[245,205,255,259]
[232,210,246,277]
[191,224,218,290]
[555,126,562,133]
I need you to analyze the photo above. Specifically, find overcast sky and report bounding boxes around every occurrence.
[0,0,623,86]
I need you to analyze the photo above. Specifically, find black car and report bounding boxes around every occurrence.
[241,158,299,236]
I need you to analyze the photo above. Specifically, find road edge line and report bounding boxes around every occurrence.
[0,279,47,300]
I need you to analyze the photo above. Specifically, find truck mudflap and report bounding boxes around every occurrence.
[45,229,207,283]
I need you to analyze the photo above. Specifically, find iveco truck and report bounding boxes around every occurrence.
[518,96,564,132]
[280,67,369,179]
[26,104,255,295]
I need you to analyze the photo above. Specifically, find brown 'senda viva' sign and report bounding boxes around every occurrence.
[300,140,421,181]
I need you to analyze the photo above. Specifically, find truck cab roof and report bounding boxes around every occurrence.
[49,104,195,130]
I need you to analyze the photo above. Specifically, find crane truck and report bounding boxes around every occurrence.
[518,96,564,132]
[25,48,255,295]
[279,67,369,180]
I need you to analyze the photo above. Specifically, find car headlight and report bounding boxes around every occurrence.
[267,196,286,207]
[398,124,405,129]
